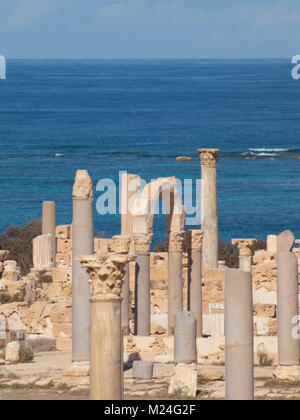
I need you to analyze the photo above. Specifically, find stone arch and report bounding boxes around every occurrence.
[0,56,6,80]
[132,177,185,235]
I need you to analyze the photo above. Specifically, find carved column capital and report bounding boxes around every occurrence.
[197,148,219,167]
[77,254,134,299]
[186,230,204,251]
[110,235,131,254]
[232,239,257,257]
[133,233,153,253]
[73,170,93,199]
[169,231,186,252]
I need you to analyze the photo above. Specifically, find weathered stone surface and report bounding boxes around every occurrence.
[168,231,185,252]
[254,304,276,318]
[273,365,300,381]
[199,369,224,381]
[72,169,93,199]
[53,323,72,338]
[56,337,72,351]
[77,253,134,298]
[55,224,72,240]
[0,367,17,379]
[267,235,277,255]
[186,230,204,251]
[110,235,131,254]
[277,230,295,253]
[133,233,153,253]
[5,341,20,364]
[168,363,197,398]
[52,267,69,283]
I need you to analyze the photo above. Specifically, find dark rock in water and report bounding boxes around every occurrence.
[176,155,192,162]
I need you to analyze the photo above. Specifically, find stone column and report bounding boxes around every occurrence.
[32,234,55,270]
[121,173,140,254]
[111,235,131,336]
[274,231,300,378]
[174,311,197,363]
[78,252,133,400]
[168,231,185,335]
[133,233,153,336]
[225,268,254,400]
[42,201,56,236]
[42,201,56,267]
[231,239,257,272]
[198,149,219,270]
[186,230,204,337]
[72,170,94,362]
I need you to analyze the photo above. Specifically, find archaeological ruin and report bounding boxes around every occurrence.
[1,147,300,400]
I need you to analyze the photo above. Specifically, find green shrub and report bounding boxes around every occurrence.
[0,219,42,276]
[19,343,34,363]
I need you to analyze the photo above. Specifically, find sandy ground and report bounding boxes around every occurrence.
[1,351,300,400]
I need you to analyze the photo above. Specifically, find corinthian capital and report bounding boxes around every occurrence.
[77,254,133,299]
[186,230,204,251]
[198,149,219,167]
[73,170,93,199]
[169,231,186,252]
[232,239,257,257]
[133,233,153,253]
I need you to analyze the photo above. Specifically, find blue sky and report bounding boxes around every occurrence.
[1,0,300,58]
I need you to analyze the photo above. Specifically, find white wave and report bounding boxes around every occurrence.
[249,152,279,157]
[249,148,288,152]
[55,153,64,157]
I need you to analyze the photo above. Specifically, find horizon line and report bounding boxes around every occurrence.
[2,57,292,61]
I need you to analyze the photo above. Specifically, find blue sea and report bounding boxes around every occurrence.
[0,59,300,245]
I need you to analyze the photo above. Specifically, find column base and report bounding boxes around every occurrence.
[273,365,300,381]
[62,361,90,387]
[168,363,197,398]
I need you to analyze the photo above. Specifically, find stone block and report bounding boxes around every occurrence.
[57,239,72,254]
[254,304,276,318]
[42,283,63,298]
[168,363,197,398]
[52,267,68,283]
[132,361,154,379]
[53,323,72,338]
[55,225,72,240]
[56,252,71,267]
[56,336,72,351]
[50,308,72,323]
[5,341,20,364]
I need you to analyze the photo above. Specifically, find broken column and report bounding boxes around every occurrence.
[169,312,197,398]
[198,148,219,269]
[78,252,132,400]
[42,201,56,237]
[168,231,185,335]
[134,233,153,336]
[186,230,204,337]
[72,170,94,362]
[274,230,300,379]
[174,311,197,363]
[110,235,131,336]
[225,268,254,400]
[32,234,56,270]
[42,201,56,267]
[231,239,257,272]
